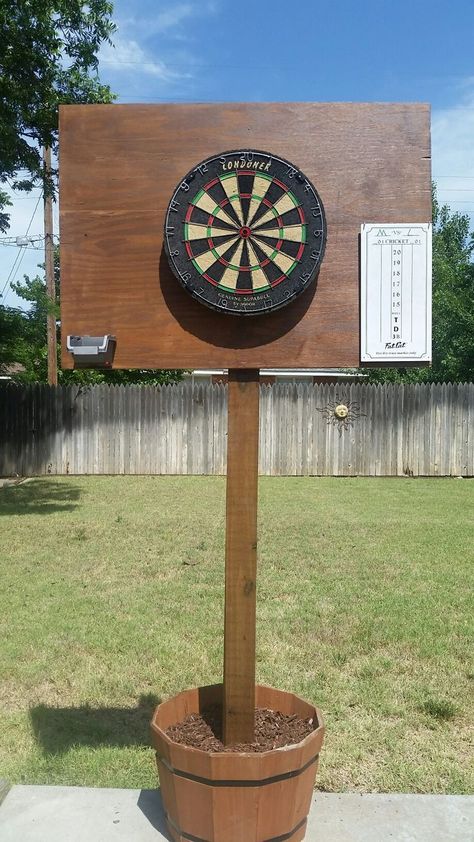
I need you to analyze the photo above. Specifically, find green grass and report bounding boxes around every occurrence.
[0,476,473,793]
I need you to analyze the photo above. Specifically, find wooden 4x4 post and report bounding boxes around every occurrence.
[223,369,260,744]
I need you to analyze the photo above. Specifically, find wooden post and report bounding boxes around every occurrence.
[223,369,260,745]
[43,146,57,386]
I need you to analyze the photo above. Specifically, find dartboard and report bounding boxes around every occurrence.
[164,150,326,316]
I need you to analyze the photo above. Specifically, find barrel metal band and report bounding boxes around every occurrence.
[156,752,318,787]
[166,811,307,842]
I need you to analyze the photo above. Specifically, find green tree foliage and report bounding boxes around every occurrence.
[430,196,474,382]
[0,0,116,230]
[0,303,28,374]
[364,191,474,384]
[7,275,52,382]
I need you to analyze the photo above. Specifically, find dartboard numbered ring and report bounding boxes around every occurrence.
[164,150,327,316]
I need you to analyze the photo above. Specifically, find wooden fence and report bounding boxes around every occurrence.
[0,382,472,477]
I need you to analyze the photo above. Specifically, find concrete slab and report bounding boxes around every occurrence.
[0,786,472,842]
[306,793,474,841]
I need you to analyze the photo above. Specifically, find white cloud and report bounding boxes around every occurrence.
[432,80,474,224]
[152,4,194,34]
[118,1,217,37]
[100,35,191,80]
[97,0,222,94]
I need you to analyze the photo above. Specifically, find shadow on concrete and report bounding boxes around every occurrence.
[137,789,172,840]
[0,478,81,516]
[30,693,161,755]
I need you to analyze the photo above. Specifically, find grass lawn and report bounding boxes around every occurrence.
[0,475,472,794]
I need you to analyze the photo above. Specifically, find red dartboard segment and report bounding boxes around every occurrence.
[203,177,220,191]
[270,177,289,192]
[166,150,326,315]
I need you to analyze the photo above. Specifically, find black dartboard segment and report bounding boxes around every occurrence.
[164,150,327,316]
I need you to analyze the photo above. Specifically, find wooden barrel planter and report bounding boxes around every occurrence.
[150,684,325,842]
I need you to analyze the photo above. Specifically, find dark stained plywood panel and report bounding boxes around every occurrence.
[59,103,431,369]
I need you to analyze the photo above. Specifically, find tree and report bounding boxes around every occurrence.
[8,263,58,382]
[0,303,28,374]
[430,195,474,382]
[0,0,115,230]
[364,189,474,383]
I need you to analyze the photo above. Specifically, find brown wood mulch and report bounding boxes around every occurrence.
[166,705,315,753]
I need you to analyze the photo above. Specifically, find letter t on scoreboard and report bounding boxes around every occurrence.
[360,223,432,364]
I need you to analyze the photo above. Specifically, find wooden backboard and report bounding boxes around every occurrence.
[59,102,431,369]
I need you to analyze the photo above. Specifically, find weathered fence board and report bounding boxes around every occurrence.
[0,382,472,477]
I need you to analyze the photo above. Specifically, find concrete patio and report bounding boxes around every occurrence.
[0,784,472,841]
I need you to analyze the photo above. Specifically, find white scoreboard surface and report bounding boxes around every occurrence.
[360,223,432,364]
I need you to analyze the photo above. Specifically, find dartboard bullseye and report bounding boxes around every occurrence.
[164,150,327,316]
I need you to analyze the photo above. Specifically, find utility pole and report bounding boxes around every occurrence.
[44,146,58,386]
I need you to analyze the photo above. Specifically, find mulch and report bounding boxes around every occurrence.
[165,705,315,753]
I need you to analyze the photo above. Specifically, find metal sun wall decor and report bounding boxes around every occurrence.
[164,150,327,316]
[316,394,366,435]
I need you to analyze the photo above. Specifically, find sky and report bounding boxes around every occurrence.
[2,0,474,310]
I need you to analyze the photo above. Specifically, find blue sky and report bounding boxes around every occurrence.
[2,0,474,309]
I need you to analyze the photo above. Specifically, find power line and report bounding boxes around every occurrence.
[0,235,44,246]
[1,249,28,304]
[111,92,474,111]
[0,195,42,301]
[1,194,43,200]
[0,242,44,250]
[96,58,474,99]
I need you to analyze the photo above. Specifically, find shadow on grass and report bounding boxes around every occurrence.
[0,478,81,516]
[30,693,161,755]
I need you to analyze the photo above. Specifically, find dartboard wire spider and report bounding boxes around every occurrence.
[165,150,326,315]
